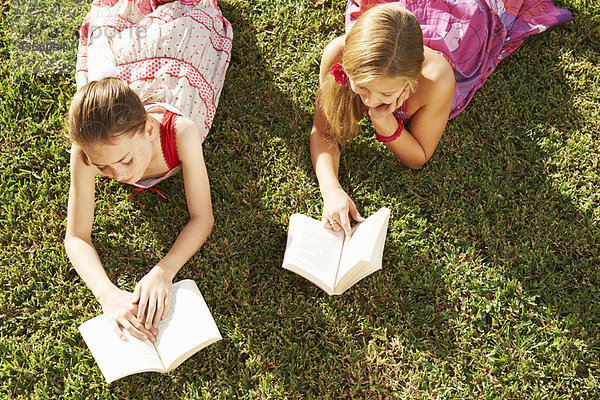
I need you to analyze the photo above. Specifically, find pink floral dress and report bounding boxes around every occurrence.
[346,0,571,119]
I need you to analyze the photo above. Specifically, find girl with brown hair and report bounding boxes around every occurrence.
[65,0,232,343]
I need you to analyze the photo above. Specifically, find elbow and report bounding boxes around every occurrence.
[192,213,214,239]
[63,232,78,251]
[205,214,215,237]
[63,233,90,257]
[405,160,426,170]
[63,237,70,253]
[390,144,434,170]
[404,148,435,170]
[403,155,430,170]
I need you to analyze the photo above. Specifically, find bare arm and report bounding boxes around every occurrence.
[310,36,364,236]
[133,118,214,330]
[64,146,110,297]
[64,145,155,341]
[310,36,344,194]
[371,50,455,169]
[310,95,342,195]
[152,120,213,275]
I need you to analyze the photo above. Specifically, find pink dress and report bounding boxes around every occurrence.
[76,0,233,141]
[346,0,571,119]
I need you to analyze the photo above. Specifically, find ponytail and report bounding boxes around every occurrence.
[319,4,424,145]
[319,73,364,146]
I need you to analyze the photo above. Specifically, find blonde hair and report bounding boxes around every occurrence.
[320,4,424,145]
[67,77,147,151]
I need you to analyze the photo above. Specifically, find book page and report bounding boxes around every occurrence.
[336,208,390,290]
[341,224,389,291]
[79,315,165,383]
[282,213,345,293]
[154,280,222,372]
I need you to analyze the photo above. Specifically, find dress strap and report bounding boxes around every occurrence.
[160,110,181,170]
[144,102,183,116]
[127,109,181,200]
[400,100,408,114]
[128,187,168,200]
[349,0,386,19]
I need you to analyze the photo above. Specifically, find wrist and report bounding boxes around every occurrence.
[94,282,118,304]
[321,183,344,199]
[375,113,404,142]
[153,263,177,281]
[369,111,393,125]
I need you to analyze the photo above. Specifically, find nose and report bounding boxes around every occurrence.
[356,88,375,107]
[111,166,127,181]
[362,94,376,107]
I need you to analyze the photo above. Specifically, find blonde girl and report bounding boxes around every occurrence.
[310,0,571,236]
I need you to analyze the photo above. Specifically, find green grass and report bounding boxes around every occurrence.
[1,0,599,398]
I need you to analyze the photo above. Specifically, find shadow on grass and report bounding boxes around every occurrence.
[86,1,347,397]
[18,0,596,397]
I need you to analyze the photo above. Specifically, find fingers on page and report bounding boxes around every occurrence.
[155,299,165,329]
[330,219,342,232]
[131,284,141,304]
[339,213,352,237]
[132,316,156,342]
[111,323,128,341]
[145,296,157,329]
[121,319,147,342]
[350,204,365,222]
[162,296,170,320]
[136,296,146,321]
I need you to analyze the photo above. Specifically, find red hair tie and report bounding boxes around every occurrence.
[330,63,350,87]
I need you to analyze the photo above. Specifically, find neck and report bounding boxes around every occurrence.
[146,114,165,174]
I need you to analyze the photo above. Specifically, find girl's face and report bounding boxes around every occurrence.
[349,76,410,108]
[83,120,158,184]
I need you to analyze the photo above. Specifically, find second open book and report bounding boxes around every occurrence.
[282,208,391,295]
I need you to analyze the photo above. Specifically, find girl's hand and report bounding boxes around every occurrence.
[368,87,410,121]
[98,287,156,342]
[132,266,173,333]
[322,187,365,237]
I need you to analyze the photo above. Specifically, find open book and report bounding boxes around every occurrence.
[282,207,391,295]
[79,279,221,383]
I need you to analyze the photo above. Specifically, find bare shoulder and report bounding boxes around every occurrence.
[319,36,346,80]
[418,47,455,99]
[322,35,345,60]
[174,115,198,136]
[70,143,99,177]
[173,116,205,159]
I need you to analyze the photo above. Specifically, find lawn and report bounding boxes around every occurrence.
[1,0,600,398]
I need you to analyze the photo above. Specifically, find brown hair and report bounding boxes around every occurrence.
[67,77,147,150]
[319,4,425,145]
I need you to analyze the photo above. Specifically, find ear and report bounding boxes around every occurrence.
[75,144,91,166]
[145,117,159,141]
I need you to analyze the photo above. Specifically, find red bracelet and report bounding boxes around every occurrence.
[375,113,404,143]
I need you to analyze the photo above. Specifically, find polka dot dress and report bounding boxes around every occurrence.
[76,0,233,142]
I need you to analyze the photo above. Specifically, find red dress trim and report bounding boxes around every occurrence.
[160,110,181,170]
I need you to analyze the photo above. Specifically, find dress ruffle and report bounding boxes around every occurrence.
[76,0,233,141]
